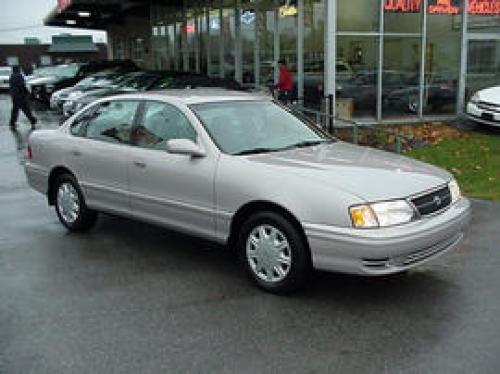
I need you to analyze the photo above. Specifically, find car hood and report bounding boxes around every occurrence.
[76,88,126,104]
[52,86,75,99]
[246,141,451,202]
[27,76,61,86]
[477,86,500,104]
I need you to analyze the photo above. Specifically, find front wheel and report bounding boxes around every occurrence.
[54,173,98,232]
[237,211,311,294]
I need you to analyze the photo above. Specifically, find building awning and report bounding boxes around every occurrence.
[48,35,98,53]
[44,0,152,30]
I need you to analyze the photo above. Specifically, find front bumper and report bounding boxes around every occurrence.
[467,102,500,127]
[304,197,471,275]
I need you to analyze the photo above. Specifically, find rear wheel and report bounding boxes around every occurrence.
[237,211,311,294]
[54,173,97,232]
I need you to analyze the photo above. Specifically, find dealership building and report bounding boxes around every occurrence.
[46,0,500,123]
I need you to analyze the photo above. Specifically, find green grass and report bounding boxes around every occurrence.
[405,132,500,200]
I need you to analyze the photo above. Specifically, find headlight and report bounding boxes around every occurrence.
[350,200,415,229]
[448,179,461,203]
[470,93,480,104]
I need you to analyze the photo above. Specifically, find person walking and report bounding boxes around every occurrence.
[9,66,37,129]
[274,59,293,104]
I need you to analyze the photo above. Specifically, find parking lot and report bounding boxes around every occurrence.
[1,93,500,373]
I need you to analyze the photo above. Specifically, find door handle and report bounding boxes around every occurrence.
[133,161,146,169]
[71,150,81,157]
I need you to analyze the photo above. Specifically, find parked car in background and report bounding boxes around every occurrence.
[25,90,470,293]
[467,85,500,128]
[0,66,13,90]
[50,69,138,112]
[28,60,137,105]
[384,72,458,114]
[63,71,245,117]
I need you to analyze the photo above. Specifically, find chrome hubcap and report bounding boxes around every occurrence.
[246,225,292,283]
[57,182,80,224]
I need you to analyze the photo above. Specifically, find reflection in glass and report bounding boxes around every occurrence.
[425,8,461,114]
[336,36,379,120]
[382,37,421,118]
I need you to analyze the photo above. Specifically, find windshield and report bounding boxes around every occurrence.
[76,73,122,88]
[32,64,79,78]
[117,73,159,91]
[191,101,330,155]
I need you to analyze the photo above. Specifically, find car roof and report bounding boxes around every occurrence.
[105,89,270,105]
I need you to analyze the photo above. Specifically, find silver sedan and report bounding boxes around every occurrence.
[24,90,471,293]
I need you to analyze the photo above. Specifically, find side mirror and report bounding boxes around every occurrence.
[166,139,205,158]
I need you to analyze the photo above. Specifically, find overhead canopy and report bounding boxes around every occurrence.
[48,35,98,53]
[44,0,152,30]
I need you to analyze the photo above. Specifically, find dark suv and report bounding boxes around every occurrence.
[28,60,137,105]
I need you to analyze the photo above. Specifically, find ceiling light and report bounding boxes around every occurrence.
[65,20,77,25]
[78,11,91,17]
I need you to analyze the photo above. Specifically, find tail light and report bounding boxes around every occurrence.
[27,145,33,160]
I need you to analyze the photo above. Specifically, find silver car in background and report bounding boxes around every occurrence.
[24,90,470,293]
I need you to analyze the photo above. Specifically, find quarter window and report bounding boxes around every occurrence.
[84,100,139,144]
[132,101,197,149]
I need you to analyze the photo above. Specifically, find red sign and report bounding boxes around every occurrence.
[384,0,422,13]
[57,0,71,12]
[468,0,500,14]
[428,0,460,14]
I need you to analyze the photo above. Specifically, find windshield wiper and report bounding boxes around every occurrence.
[281,139,334,150]
[234,148,281,156]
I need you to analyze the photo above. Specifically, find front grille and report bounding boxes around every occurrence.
[478,101,500,113]
[401,233,461,266]
[411,185,451,217]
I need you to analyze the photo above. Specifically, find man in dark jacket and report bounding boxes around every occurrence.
[9,66,37,129]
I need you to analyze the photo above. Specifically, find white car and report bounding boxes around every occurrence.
[0,66,12,90]
[467,85,500,127]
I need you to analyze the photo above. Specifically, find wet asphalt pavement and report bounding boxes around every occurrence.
[1,94,500,373]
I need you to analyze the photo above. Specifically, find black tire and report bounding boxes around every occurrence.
[237,211,311,294]
[54,173,98,232]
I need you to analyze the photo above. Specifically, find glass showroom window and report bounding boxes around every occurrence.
[207,8,221,77]
[336,0,380,120]
[222,3,236,79]
[257,0,276,87]
[382,36,421,119]
[337,36,379,120]
[338,0,379,32]
[278,0,298,84]
[466,0,500,102]
[241,2,257,84]
[383,0,422,119]
[425,0,462,115]
[304,0,324,109]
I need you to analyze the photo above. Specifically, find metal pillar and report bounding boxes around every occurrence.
[219,0,225,78]
[235,0,243,83]
[195,9,201,73]
[418,0,428,118]
[205,6,211,76]
[297,0,304,104]
[377,0,384,122]
[253,1,260,87]
[273,2,280,84]
[457,0,469,114]
[173,22,179,70]
[325,0,336,128]
[182,0,189,72]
